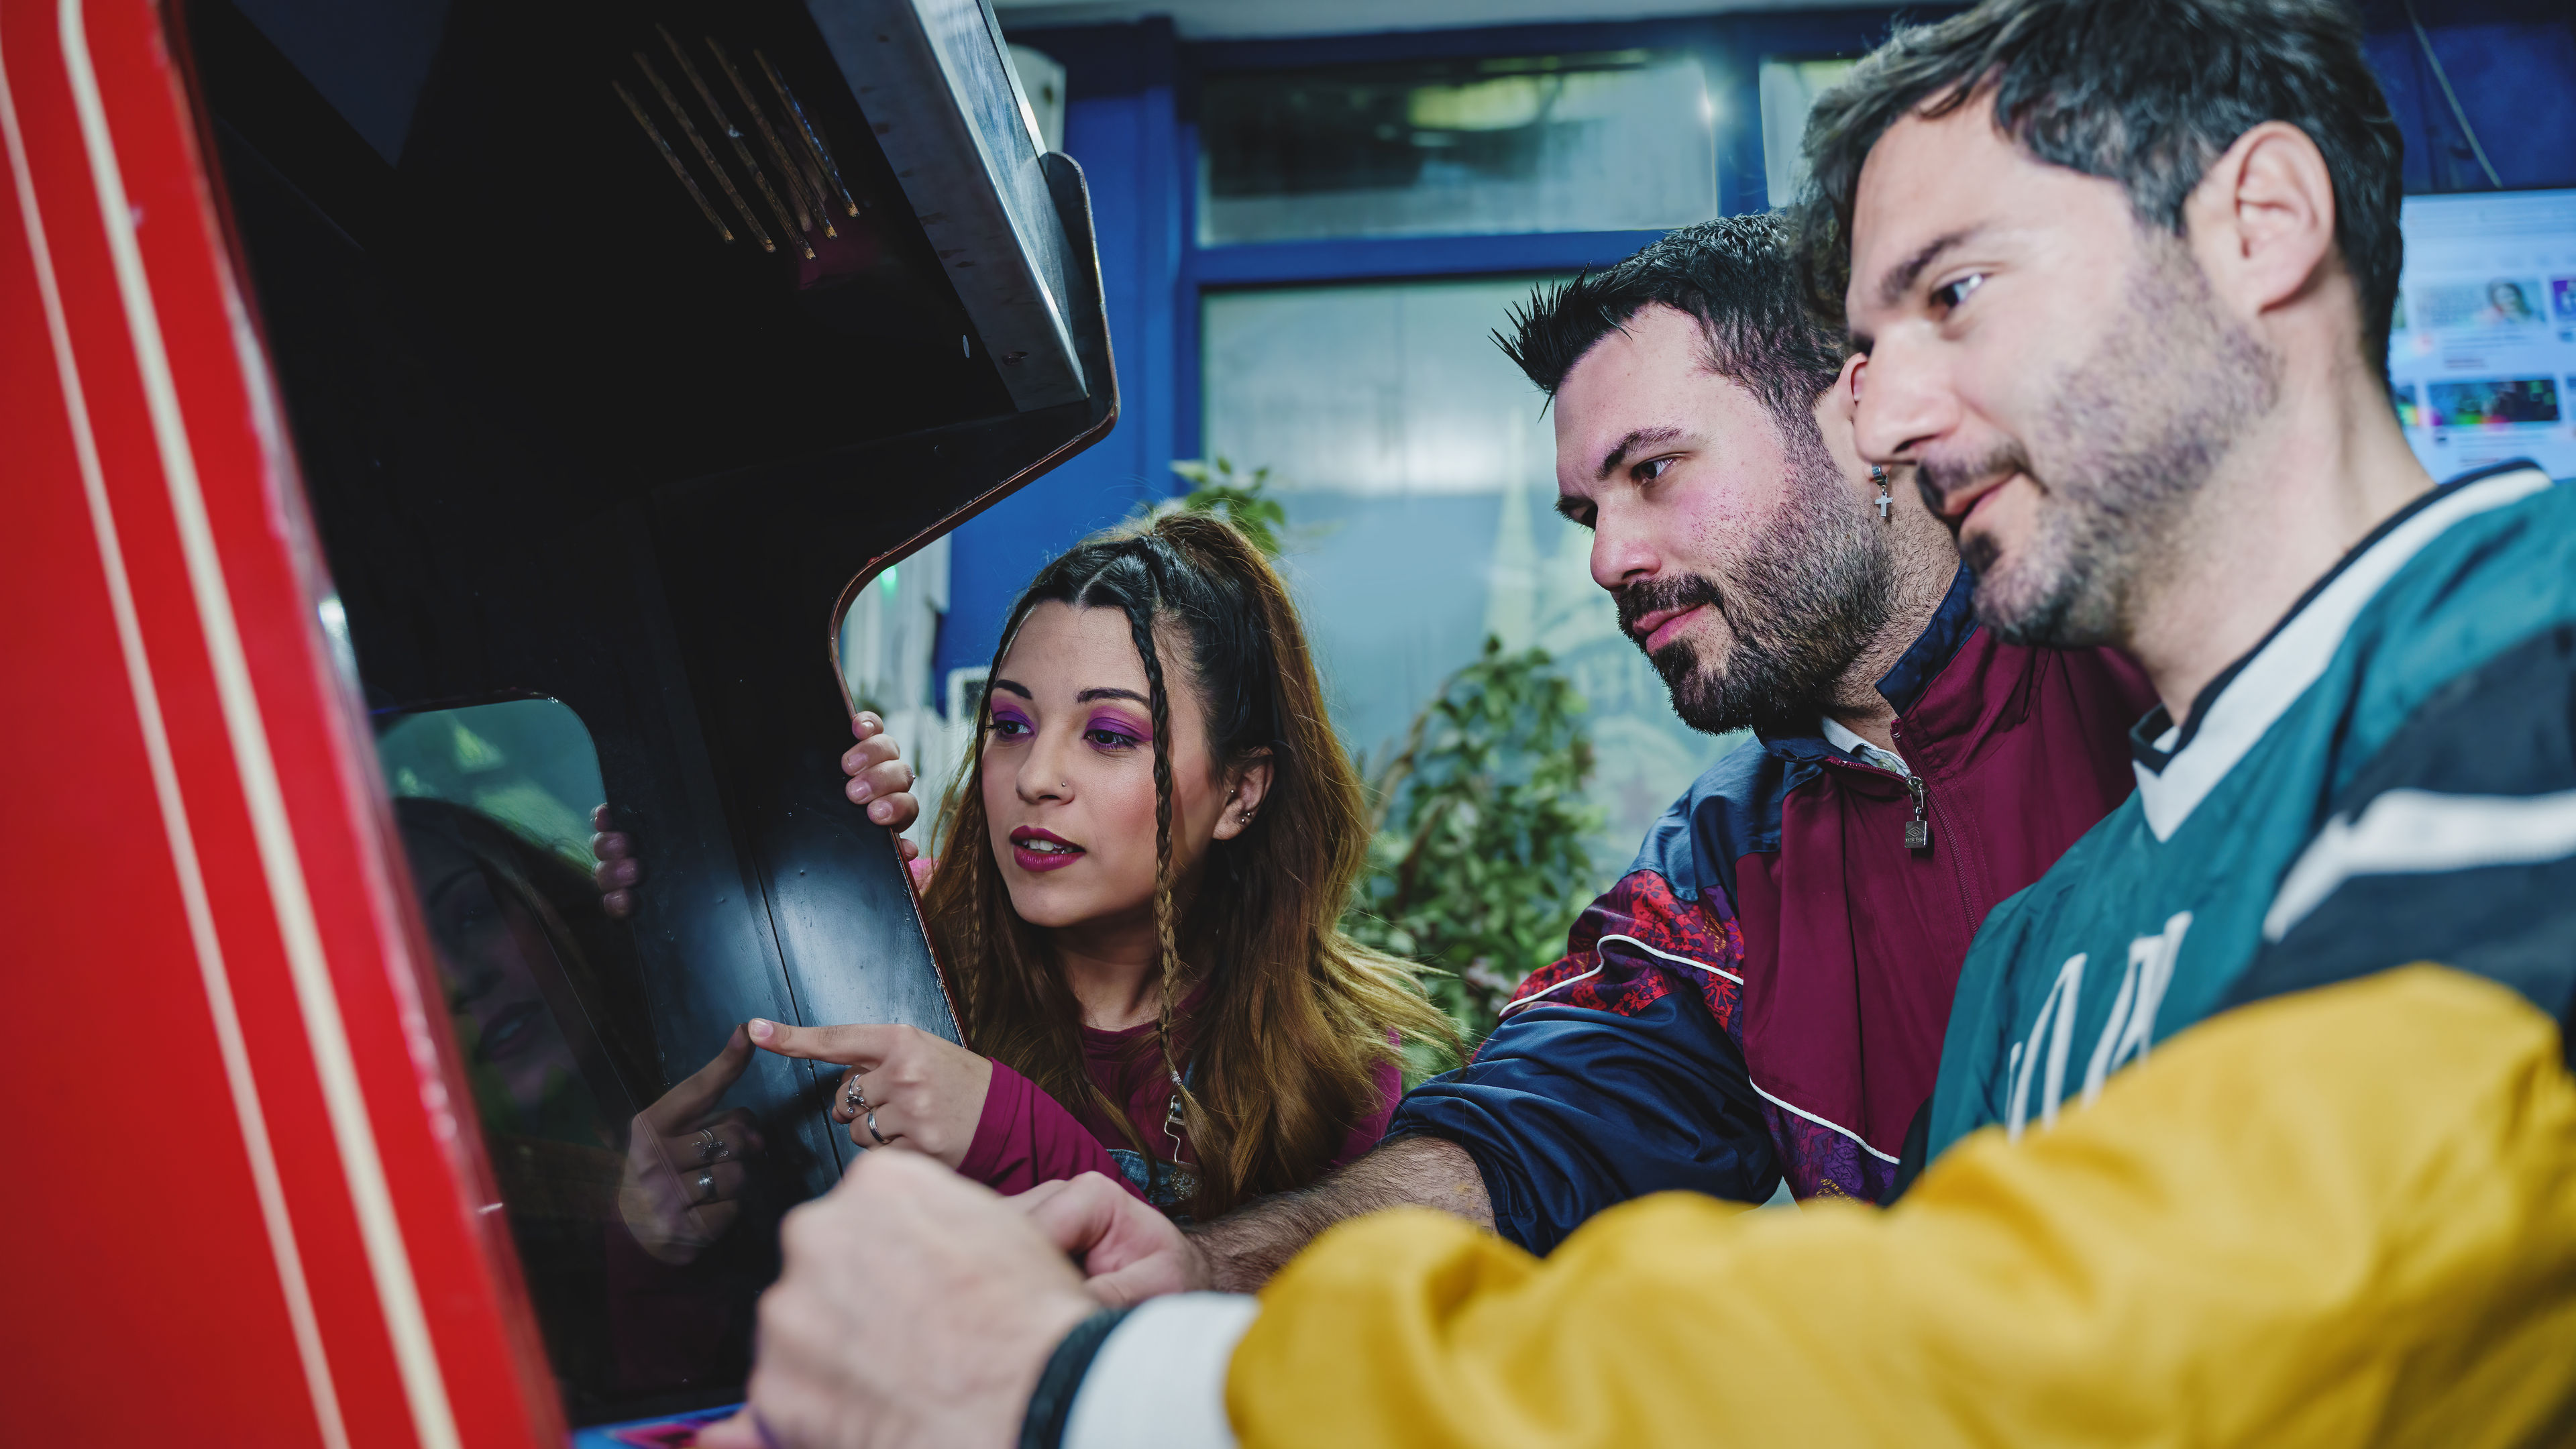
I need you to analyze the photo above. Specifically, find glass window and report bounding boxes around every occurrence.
[1197,52,1718,246]
[1758,58,1859,208]
[1201,279,1743,884]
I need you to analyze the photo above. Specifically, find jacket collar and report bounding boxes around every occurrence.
[1876,563,1979,716]
[2127,458,2551,774]
[1755,563,1979,763]
[2123,461,2553,841]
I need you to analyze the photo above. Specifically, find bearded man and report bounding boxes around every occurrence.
[1338,211,2155,1242]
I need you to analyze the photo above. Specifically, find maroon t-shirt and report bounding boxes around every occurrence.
[956,1002,1400,1208]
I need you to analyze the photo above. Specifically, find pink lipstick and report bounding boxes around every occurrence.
[1009,825,1085,873]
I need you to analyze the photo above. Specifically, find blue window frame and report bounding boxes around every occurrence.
[1164,10,1943,464]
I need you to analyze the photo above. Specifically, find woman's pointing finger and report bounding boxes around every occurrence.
[746,1018,900,1068]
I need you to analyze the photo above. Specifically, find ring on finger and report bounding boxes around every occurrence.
[694,1170,719,1204]
[694,1126,730,1163]
[845,1077,868,1114]
[865,1109,890,1147]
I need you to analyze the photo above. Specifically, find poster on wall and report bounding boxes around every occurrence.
[2389,189,2576,483]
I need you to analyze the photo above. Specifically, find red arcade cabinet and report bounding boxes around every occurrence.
[0,0,1112,1440]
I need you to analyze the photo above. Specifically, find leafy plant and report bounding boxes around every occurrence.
[1161,456,1289,558]
[1345,637,1601,1049]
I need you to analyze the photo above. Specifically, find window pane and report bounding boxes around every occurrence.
[1198,52,1718,245]
[1759,58,1858,209]
[1201,280,1744,885]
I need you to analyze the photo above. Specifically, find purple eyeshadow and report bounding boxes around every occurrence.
[1086,712,1150,743]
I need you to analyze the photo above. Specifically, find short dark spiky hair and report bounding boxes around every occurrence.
[1789,0,2404,372]
[1498,212,1854,433]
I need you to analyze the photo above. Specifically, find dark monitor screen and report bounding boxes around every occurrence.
[379,701,786,1424]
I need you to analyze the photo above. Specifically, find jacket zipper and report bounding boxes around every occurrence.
[1886,717,1933,853]
[1829,729,1935,853]
[1889,718,1985,946]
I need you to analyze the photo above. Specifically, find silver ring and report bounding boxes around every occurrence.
[865,1109,890,1146]
[694,1170,718,1203]
[694,1127,720,1163]
[845,1077,868,1114]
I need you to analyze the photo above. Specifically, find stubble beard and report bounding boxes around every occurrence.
[1619,422,1898,737]
[1936,232,2282,649]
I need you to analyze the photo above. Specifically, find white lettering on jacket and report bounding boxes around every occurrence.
[2006,953,2086,1142]
[2004,912,2192,1140]
[2082,912,2191,1108]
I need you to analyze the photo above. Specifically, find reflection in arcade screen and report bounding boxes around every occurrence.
[378,702,780,1426]
[2388,189,2576,483]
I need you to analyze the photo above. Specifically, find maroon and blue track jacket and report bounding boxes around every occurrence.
[1390,568,2156,1251]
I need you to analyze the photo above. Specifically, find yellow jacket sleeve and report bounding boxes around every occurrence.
[1229,966,2576,1448]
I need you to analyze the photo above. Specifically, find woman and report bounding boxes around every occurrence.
[751,512,1452,1218]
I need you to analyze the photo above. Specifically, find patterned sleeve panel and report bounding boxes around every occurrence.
[1391,870,1776,1255]
[1496,869,1748,1042]
[1761,1106,1896,1204]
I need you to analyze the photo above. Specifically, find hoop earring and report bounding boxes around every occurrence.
[1870,465,1892,522]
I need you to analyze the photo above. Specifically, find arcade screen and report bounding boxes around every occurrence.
[2389,188,2576,483]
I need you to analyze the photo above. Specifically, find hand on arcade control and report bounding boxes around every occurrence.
[617,1024,768,1266]
[748,1019,993,1169]
[589,713,924,919]
[698,1151,1095,1449]
[1013,1171,1211,1305]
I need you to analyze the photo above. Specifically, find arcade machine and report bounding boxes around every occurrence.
[0,0,1112,1442]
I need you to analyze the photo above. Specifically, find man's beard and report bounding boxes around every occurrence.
[1921,234,2282,649]
[1616,427,1896,736]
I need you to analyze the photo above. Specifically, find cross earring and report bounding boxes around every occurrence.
[1871,465,1892,521]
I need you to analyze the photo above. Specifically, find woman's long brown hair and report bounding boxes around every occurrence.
[918,511,1455,1216]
